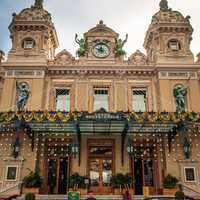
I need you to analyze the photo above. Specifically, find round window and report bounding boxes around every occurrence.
[22,38,35,49]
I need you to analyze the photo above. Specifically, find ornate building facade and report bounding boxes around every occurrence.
[1,0,200,197]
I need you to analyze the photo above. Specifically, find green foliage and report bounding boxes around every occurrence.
[163,174,179,189]
[22,168,43,188]
[25,193,35,200]
[69,173,86,189]
[111,173,133,188]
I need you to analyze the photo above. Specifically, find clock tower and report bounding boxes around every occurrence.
[79,20,120,63]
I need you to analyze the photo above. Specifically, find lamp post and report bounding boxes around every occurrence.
[67,140,80,194]
[71,141,79,156]
[126,139,134,155]
[183,137,191,159]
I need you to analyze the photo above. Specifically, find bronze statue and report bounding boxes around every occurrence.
[34,0,43,9]
[75,34,87,57]
[173,85,187,112]
[114,33,128,57]
[0,50,5,64]
[159,0,169,11]
[16,81,30,111]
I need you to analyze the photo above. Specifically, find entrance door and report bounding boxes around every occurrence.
[88,140,114,194]
[134,158,143,195]
[133,147,154,195]
[89,158,112,193]
[58,158,68,194]
[45,139,70,194]
[47,157,69,194]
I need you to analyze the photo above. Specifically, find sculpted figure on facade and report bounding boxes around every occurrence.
[159,0,169,11]
[173,85,188,112]
[34,0,43,9]
[75,34,87,57]
[16,81,30,111]
[128,50,147,65]
[114,33,128,57]
[0,49,5,64]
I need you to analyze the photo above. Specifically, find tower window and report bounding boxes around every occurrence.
[132,89,147,112]
[22,38,35,49]
[168,39,181,51]
[55,89,70,111]
[93,88,109,111]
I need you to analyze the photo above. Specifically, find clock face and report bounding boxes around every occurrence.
[92,43,110,58]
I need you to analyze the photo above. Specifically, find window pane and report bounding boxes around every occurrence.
[93,89,108,111]
[7,167,17,180]
[56,89,70,111]
[132,90,146,112]
[185,168,195,181]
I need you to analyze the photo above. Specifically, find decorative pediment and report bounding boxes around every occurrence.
[84,20,118,38]
[54,49,75,65]
[128,50,147,65]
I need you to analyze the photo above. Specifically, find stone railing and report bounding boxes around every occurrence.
[183,184,200,200]
[0,181,21,198]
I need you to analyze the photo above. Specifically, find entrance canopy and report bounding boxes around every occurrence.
[0,109,200,165]
[0,109,200,134]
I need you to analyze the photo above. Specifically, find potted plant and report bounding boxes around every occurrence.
[69,173,87,195]
[25,193,35,200]
[111,173,134,194]
[22,168,43,194]
[163,174,179,195]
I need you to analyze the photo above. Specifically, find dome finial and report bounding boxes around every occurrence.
[159,0,169,11]
[34,0,43,9]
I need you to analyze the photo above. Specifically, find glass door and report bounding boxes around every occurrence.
[46,143,70,194]
[89,158,112,193]
[88,144,113,194]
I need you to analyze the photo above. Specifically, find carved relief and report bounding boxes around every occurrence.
[128,50,147,65]
[196,53,200,63]
[54,49,75,65]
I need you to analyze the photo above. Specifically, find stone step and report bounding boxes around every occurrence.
[17,194,144,200]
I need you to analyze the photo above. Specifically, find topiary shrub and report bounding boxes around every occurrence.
[69,173,86,189]
[163,174,179,189]
[22,168,43,188]
[25,193,35,200]
[111,173,133,189]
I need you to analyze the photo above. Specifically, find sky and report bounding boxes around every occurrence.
[0,0,200,58]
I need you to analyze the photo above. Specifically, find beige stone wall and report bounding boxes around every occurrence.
[0,78,44,111]
[163,134,200,192]
[1,74,200,113]
[159,79,200,112]
[0,133,37,191]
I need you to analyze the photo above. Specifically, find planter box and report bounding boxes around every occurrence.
[114,188,134,195]
[79,188,88,195]
[114,188,123,194]
[69,188,87,195]
[163,188,178,195]
[143,186,154,196]
[23,187,40,194]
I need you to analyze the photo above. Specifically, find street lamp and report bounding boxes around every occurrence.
[126,139,134,155]
[183,137,191,159]
[71,141,79,155]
